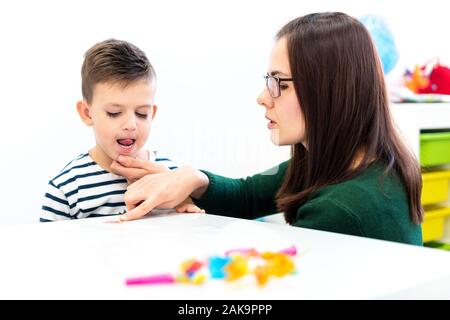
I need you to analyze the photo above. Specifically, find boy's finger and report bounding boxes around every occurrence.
[175,205,186,213]
[189,205,204,213]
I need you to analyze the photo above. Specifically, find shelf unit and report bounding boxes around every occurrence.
[391,103,450,242]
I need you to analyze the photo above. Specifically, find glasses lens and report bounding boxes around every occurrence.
[267,76,279,98]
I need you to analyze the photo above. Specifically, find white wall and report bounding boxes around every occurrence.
[0,0,448,225]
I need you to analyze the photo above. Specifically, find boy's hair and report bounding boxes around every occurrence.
[81,39,156,104]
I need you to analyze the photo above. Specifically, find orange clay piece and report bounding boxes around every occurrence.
[260,252,296,278]
[254,265,271,286]
[224,255,249,281]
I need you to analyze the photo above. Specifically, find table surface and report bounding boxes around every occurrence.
[1,210,450,299]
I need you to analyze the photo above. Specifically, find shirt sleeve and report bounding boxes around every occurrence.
[40,181,72,222]
[194,161,289,220]
[152,150,178,170]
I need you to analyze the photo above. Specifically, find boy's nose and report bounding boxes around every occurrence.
[123,115,137,131]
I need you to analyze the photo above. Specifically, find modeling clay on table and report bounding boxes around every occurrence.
[125,245,298,287]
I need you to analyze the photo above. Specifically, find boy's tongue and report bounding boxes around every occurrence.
[118,139,134,146]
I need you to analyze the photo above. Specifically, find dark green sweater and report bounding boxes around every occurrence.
[195,161,422,245]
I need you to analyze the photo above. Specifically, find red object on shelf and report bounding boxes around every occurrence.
[418,64,450,95]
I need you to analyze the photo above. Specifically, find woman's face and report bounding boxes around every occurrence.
[257,37,306,147]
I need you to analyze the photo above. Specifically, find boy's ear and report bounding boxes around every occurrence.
[76,100,93,126]
[151,104,158,119]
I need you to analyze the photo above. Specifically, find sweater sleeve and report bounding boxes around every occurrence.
[293,198,366,237]
[194,161,289,219]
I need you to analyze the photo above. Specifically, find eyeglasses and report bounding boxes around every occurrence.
[263,73,293,98]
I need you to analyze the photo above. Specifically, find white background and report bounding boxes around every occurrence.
[0,0,449,225]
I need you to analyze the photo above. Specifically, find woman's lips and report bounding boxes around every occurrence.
[265,115,278,129]
[267,120,278,129]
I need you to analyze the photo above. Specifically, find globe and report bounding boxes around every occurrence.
[359,15,399,74]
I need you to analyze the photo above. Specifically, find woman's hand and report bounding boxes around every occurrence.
[120,166,209,221]
[110,155,169,184]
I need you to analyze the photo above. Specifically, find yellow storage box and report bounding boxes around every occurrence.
[422,170,450,205]
[422,205,450,243]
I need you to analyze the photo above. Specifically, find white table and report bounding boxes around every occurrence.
[1,211,450,299]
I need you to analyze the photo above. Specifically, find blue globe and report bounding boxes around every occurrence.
[359,15,399,74]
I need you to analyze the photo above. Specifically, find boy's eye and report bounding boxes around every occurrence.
[136,112,148,119]
[280,84,289,90]
[107,112,120,118]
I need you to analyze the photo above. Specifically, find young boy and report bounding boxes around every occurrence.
[40,39,202,222]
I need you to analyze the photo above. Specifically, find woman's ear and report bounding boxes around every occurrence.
[151,104,158,120]
[76,100,93,126]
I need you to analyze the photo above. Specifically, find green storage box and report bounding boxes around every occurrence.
[420,132,450,166]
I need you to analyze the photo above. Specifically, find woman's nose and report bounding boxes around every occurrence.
[257,89,273,109]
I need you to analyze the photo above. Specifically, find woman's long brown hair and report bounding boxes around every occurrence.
[276,12,423,224]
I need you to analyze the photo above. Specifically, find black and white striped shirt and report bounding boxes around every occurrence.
[40,151,177,222]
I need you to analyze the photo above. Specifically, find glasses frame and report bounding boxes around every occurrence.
[264,73,293,98]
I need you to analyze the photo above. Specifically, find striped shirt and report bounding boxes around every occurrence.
[40,151,177,222]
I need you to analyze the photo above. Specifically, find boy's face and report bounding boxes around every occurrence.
[77,79,157,164]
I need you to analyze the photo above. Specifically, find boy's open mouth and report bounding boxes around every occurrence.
[117,139,136,149]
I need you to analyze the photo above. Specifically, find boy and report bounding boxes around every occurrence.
[40,39,202,222]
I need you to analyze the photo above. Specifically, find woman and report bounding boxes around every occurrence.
[113,12,423,245]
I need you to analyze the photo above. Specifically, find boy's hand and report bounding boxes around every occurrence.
[175,197,205,213]
[110,155,168,184]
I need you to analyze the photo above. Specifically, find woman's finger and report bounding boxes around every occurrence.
[126,174,151,192]
[121,196,160,221]
[117,155,168,174]
[111,161,137,179]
